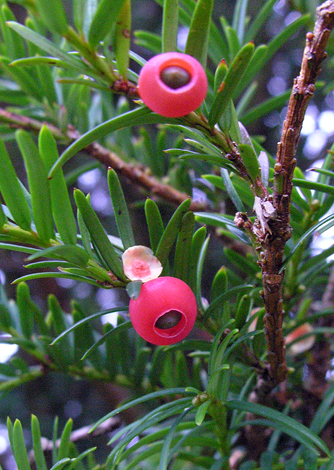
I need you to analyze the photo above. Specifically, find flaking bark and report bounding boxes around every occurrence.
[258,0,334,390]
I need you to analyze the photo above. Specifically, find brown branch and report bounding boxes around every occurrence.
[258,0,334,390]
[85,140,205,211]
[0,108,206,211]
[320,263,334,308]
[28,417,120,466]
[0,108,65,139]
[305,265,334,398]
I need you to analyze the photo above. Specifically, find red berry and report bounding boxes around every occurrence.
[129,276,197,345]
[138,52,208,118]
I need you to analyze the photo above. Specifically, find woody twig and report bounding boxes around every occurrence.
[257,0,334,392]
[0,107,206,211]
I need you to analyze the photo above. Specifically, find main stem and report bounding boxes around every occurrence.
[259,0,334,389]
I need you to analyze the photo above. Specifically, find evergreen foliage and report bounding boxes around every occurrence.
[0,0,334,468]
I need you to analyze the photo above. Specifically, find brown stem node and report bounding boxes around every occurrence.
[253,0,334,399]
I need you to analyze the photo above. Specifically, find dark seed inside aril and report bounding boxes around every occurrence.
[155,310,182,329]
[160,66,191,89]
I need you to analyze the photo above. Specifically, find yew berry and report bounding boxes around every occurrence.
[138,52,208,118]
[129,276,197,345]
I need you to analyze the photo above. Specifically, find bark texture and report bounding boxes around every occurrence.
[257,0,334,391]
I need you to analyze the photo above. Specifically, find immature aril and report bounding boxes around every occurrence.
[129,276,197,345]
[138,52,208,118]
[122,245,162,283]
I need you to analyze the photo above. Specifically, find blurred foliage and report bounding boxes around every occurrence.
[0,0,334,469]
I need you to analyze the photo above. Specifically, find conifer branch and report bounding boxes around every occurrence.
[0,107,206,211]
[257,0,334,391]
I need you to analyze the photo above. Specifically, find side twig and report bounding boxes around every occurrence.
[0,108,206,211]
[305,265,334,398]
